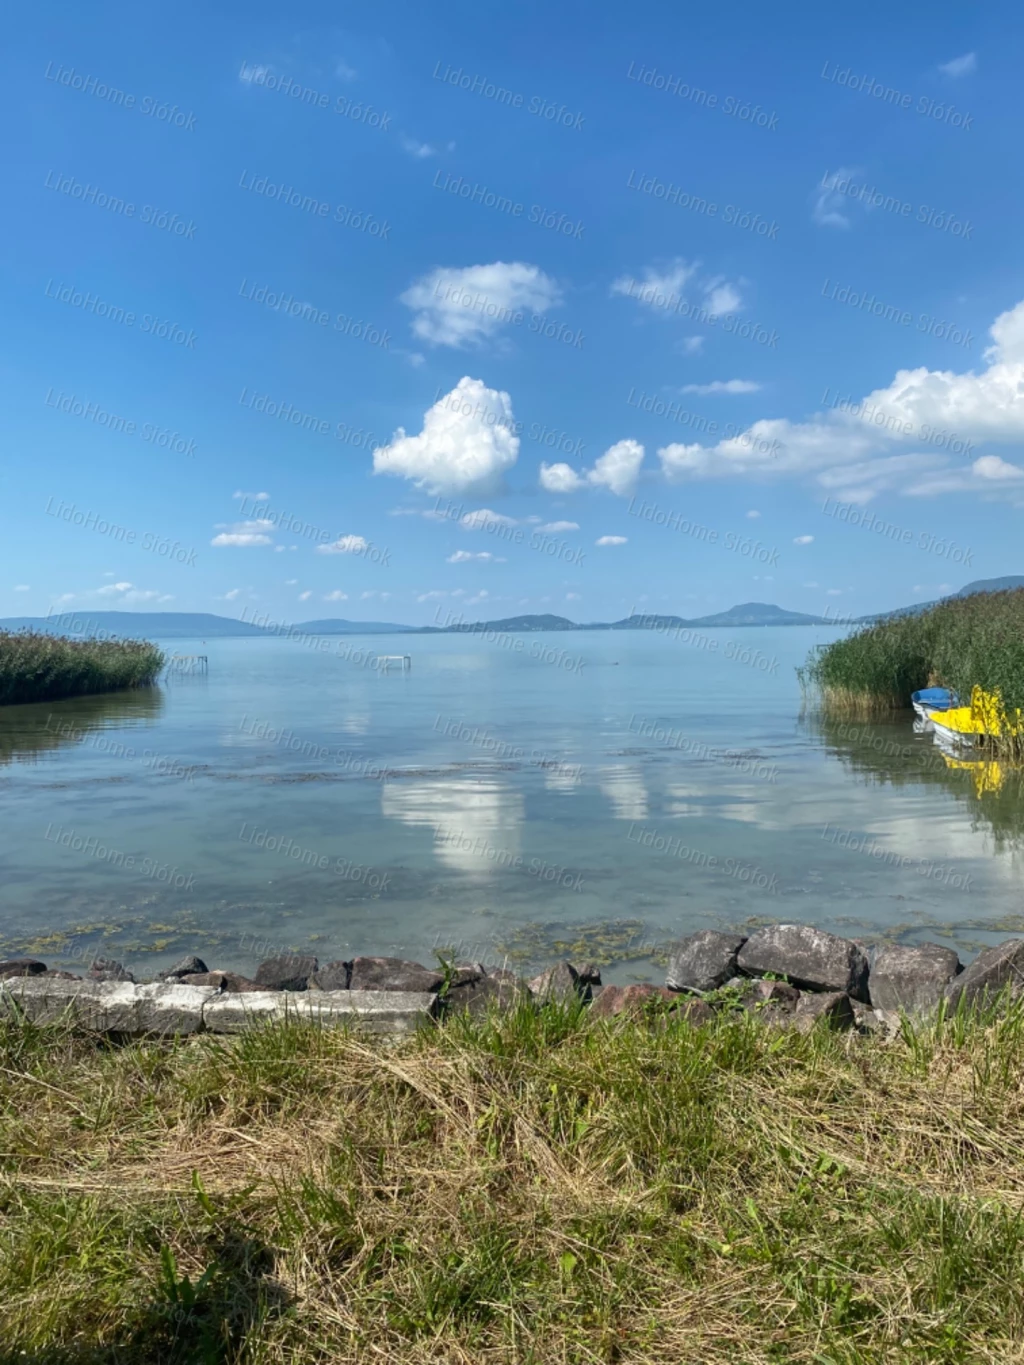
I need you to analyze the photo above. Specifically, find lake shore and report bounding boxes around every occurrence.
[3,960,1023,1361]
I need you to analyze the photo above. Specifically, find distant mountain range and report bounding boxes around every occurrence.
[3,578,1020,640]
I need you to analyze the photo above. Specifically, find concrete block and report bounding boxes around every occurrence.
[0,979,216,1034]
[201,989,437,1035]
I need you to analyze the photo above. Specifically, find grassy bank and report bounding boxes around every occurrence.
[3,1001,1024,1363]
[799,587,1024,733]
[0,629,164,706]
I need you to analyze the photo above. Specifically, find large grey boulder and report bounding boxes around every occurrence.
[869,944,962,1014]
[202,989,437,1036]
[666,931,747,992]
[347,957,445,993]
[444,973,529,1016]
[309,960,351,991]
[254,954,318,991]
[945,940,1024,1010]
[737,924,869,1001]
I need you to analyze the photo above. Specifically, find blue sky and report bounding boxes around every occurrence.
[4,0,1023,625]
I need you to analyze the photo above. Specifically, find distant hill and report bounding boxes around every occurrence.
[686,602,832,627]
[444,614,576,633]
[4,584,1018,642]
[295,618,415,635]
[0,611,269,639]
[0,611,412,639]
[955,576,1024,597]
[855,576,1024,623]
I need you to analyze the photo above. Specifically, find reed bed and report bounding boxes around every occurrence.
[3,999,1024,1363]
[800,588,1024,757]
[0,629,164,706]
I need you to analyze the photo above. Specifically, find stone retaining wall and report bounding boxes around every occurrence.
[1,926,1022,1037]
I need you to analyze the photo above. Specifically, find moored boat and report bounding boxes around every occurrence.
[911,686,958,721]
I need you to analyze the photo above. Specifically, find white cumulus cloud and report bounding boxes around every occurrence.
[596,535,627,546]
[653,298,1024,504]
[373,377,519,495]
[540,440,644,498]
[793,535,815,545]
[447,550,496,562]
[324,590,349,601]
[400,262,560,348]
[537,520,579,533]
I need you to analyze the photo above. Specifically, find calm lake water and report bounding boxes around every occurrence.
[3,627,1023,981]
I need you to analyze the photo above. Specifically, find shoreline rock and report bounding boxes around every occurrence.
[2,929,1020,1036]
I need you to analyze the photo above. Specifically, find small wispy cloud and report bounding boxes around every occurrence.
[938,52,976,77]
[793,535,815,545]
[596,535,627,546]
[212,520,275,548]
[401,136,439,158]
[812,166,861,229]
[681,379,762,395]
[238,63,272,86]
[317,535,369,555]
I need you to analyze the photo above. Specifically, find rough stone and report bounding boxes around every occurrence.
[737,924,869,1001]
[791,991,856,1033]
[666,931,747,993]
[253,954,318,991]
[347,956,445,993]
[180,972,228,990]
[41,970,81,980]
[572,962,602,987]
[445,974,529,1016]
[945,940,1024,1011]
[309,960,350,991]
[454,961,488,981]
[89,958,135,984]
[590,984,714,1026]
[218,972,262,993]
[0,958,47,979]
[528,961,585,1002]
[202,989,437,1036]
[852,1000,902,1038]
[158,955,209,981]
[741,979,801,1015]
[869,944,962,1015]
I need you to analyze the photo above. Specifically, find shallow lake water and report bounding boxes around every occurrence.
[2,627,1023,982]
